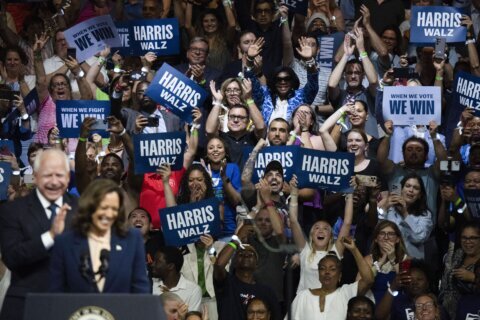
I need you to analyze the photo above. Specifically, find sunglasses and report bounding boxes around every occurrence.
[276,76,292,82]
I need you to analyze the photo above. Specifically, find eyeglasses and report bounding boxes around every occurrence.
[461,236,480,242]
[414,302,435,311]
[228,114,248,121]
[225,88,241,94]
[276,76,292,82]
[378,231,397,239]
[189,47,208,54]
[51,82,68,88]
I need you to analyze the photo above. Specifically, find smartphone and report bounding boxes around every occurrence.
[357,175,378,187]
[434,37,446,60]
[67,48,77,60]
[244,218,253,225]
[400,260,412,274]
[440,160,461,172]
[146,117,159,127]
[0,90,20,101]
[90,119,108,131]
[23,174,35,184]
[406,56,417,65]
[393,67,413,79]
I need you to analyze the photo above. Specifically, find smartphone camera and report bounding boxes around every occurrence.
[146,117,159,127]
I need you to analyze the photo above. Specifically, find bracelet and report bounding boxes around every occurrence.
[78,137,87,142]
[246,99,255,106]
[223,177,231,184]
[279,16,288,26]
[198,79,206,86]
[113,65,122,73]
[227,242,237,250]
[191,130,198,137]
[360,51,368,58]
[373,261,381,272]
[435,75,443,81]
[97,56,106,66]
[118,128,126,136]
[387,282,399,296]
[466,39,476,45]
[305,58,316,68]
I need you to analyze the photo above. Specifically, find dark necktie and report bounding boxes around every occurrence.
[49,203,58,221]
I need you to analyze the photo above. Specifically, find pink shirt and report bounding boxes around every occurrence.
[35,95,56,144]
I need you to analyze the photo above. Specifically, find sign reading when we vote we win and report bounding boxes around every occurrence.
[56,100,111,138]
[133,132,186,174]
[64,15,122,63]
[160,198,221,246]
[410,6,466,43]
[114,19,180,57]
[382,86,441,126]
[146,63,207,123]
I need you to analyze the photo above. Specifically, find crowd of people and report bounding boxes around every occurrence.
[0,0,479,319]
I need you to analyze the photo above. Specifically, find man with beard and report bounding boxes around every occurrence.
[75,116,139,213]
[33,32,93,144]
[111,78,182,134]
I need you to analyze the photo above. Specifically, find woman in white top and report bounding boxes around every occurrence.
[289,175,354,293]
[381,172,433,259]
[289,237,374,320]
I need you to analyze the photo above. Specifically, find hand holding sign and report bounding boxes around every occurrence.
[384,120,394,136]
[461,15,474,35]
[428,120,439,139]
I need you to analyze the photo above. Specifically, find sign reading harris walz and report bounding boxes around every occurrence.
[410,6,466,43]
[145,63,207,123]
[294,149,355,193]
[114,18,180,56]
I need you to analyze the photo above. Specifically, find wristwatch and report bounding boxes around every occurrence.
[76,70,85,78]
[387,281,399,297]
[21,113,29,121]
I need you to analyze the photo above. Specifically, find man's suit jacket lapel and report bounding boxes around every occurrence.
[29,192,50,231]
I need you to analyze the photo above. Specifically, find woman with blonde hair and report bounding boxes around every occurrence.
[413,293,441,320]
[289,175,354,293]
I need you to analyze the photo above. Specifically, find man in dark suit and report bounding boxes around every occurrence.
[0,149,78,320]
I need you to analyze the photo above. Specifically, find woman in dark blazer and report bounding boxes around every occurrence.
[49,179,150,293]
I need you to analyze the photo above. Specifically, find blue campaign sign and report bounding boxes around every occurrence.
[0,140,15,155]
[242,146,300,183]
[146,63,207,123]
[23,89,39,115]
[410,6,466,43]
[294,149,354,192]
[160,198,221,246]
[283,0,308,15]
[126,19,180,56]
[465,189,480,220]
[316,32,344,73]
[56,100,111,138]
[113,21,132,57]
[454,71,480,116]
[64,15,122,63]
[0,162,12,201]
[133,132,186,174]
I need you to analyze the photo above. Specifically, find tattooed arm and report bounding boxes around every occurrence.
[241,138,266,200]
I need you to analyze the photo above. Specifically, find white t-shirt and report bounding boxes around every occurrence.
[289,282,358,320]
[297,243,341,293]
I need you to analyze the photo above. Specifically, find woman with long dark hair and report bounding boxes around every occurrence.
[381,172,433,259]
[49,179,150,293]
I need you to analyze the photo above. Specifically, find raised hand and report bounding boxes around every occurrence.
[99,46,111,58]
[360,5,371,27]
[106,116,125,135]
[241,78,252,100]
[296,36,314,61]
[157,163,171,183]
[64,56,81,75]
[247,37,265,59]
[384,120,394,136]
[142,51,157,67]
[192,107,202,124]
[33,32,50,53]
[80,117,96,139]
[344,33,356,56]
[209,80,223,102]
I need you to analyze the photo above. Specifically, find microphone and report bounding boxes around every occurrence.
[97,249,110,279]
[80,252,94,283]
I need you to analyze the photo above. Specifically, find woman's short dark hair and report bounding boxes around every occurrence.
[73,179,128,237]
[185,311,203,319]
[177,163,215,204]
[246,297,272,315]
[347,296,375,317]
[347,128,369,144]
[318,253,342,272]
[381,25,403,56]
[291,104,318,133]
[400,172,428,216]
[205,136,231,163]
